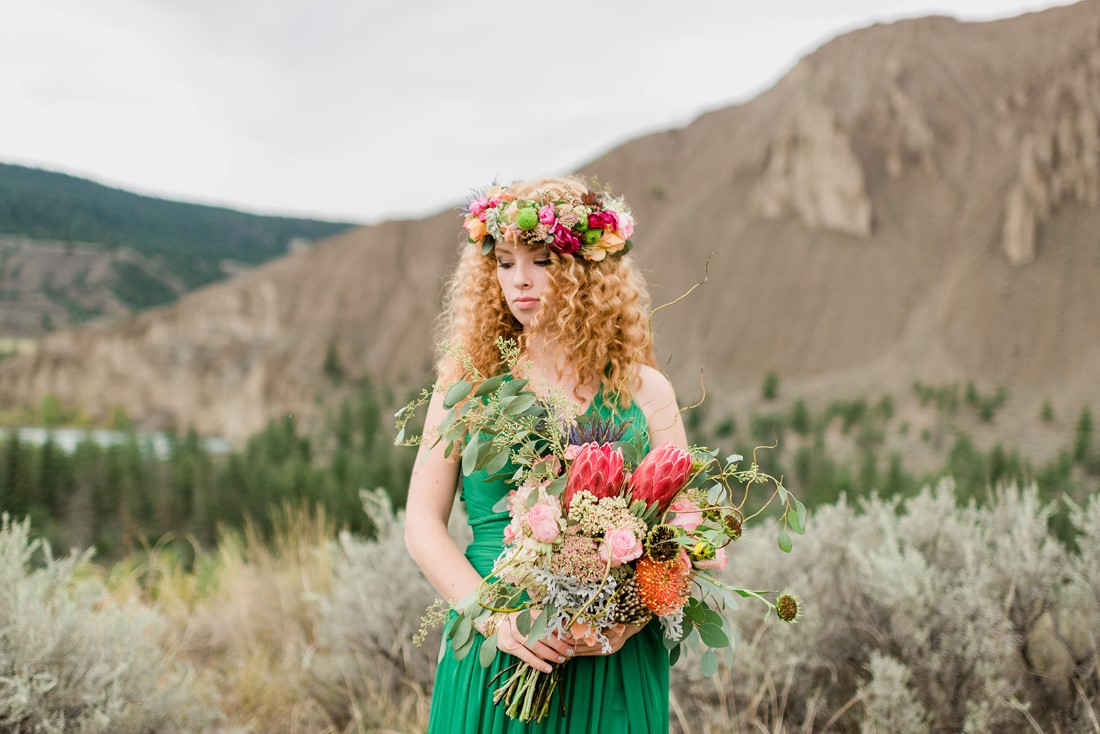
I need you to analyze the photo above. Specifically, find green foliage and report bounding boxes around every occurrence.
[109,260,177,309]
[761,371,779,401]
[1074,407,1093,464]
[713,414,736,439]
[0,379,416,556]
[1040,399,1055,423]
[789,399,810,435]
[0,162,354,290]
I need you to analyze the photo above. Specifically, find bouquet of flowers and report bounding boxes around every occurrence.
[401,340,805,723]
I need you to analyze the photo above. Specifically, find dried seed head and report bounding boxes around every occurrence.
[776,592,801,624]
[645,524,680,563]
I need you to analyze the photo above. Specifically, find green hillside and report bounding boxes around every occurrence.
[0,163,356,289]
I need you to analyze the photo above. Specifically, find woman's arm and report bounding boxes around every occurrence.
[403,388,487,603]
[404,387,572,672]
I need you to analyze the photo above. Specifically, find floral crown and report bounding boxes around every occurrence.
[463,181,635,263]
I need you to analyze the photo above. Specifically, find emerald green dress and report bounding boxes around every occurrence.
[427,387,670,733]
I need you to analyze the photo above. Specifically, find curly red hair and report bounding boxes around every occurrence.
[436,176,656,407]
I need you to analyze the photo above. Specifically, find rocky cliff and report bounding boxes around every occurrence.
[3,1,1098,450]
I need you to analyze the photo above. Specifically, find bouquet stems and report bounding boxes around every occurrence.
[492,661,563,723]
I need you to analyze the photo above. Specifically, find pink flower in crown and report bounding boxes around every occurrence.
[617,211,635,239]
[538,205,557,226]
[600,528,643,567]
[694,547,728,571]
[668,499,703,531]
[525,502,562,543]
[588,210,619,231]
[549,222,584,255]
[468,195,489,218]
[488,196,503,209]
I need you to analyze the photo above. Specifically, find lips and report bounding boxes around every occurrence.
[514,297,540,306]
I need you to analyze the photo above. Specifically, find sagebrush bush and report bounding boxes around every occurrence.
[672,480,1100,733]
[0,514,220,733]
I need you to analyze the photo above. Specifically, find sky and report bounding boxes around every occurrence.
[0,0,1079,224]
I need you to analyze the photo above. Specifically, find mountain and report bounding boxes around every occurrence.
[1,2,1098,457]
[0,164,355,336]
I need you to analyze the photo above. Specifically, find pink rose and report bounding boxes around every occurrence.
[694,547,728,571]
[525,503,561,543]
[618,211,634,239]
[668,500,703,532]
[538,205,557,225]
[503,522,518,545]
[599,528,643,567]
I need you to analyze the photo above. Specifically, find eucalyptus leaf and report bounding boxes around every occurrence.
[697,623,730,649]
[778,526,793,553]
[393,427,405,446]
[707,483,723,504]
[700,608,724,629]
[498,378,529,399]
[516,610,533,637]
[452,615,473,651]
[787,507,805,535]
[454,633,475,660]
[485,448,510,476]
[726,454,743,465]
[461,439,480,476]
[796,499,808,529]
[443,380,473,409]
[474,374,506,397]
[527,611,548,642]
[505,393,537,415]
[700,649,719,677]
[669,643,682,667]
[479,632,498,668]
[777,485,789,504]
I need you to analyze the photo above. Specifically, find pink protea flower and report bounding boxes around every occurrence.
[563,442,625,510]
[627,442,694,511]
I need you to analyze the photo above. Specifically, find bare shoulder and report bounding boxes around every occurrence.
[630,365,688,449]
[633,364,677,405]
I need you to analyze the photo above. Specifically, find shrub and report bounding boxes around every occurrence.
[671,481,1099,733]
[0,514,219,732]
[761,371,779,401]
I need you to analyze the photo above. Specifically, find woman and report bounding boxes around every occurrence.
[405,175,688,733]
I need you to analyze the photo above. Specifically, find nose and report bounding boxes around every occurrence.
[512,259,533,288]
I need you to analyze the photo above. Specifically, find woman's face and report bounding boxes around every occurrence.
[494,240,552,328]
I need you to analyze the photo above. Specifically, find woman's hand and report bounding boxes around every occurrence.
[495,612,576,674]
[566,621,646,657]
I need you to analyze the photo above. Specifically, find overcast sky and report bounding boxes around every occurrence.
[0,0,1078,224]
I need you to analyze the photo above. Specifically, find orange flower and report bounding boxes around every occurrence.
[464,217,486,241]
[634,555,691,616]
